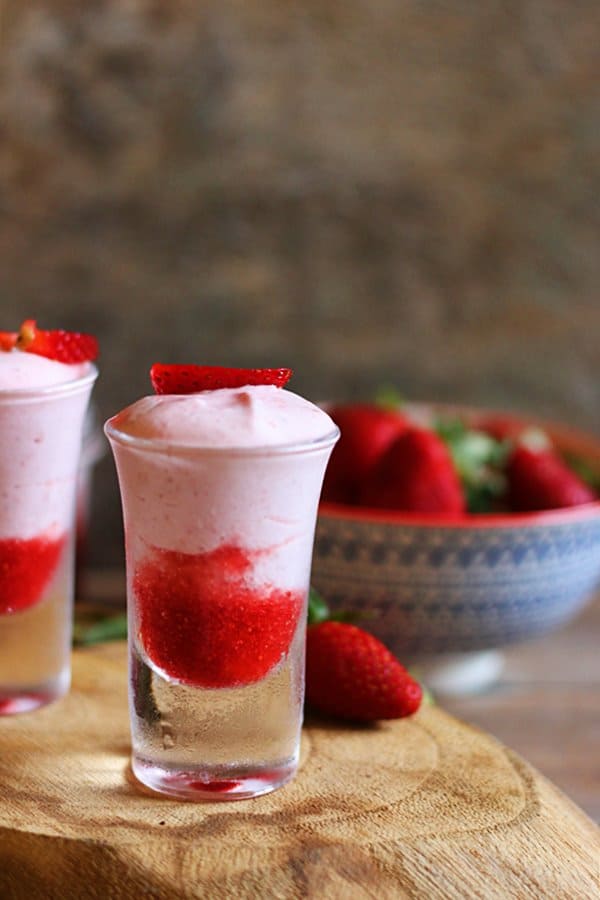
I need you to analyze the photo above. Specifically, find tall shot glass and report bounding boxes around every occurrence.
[105,420,338,800]
[0,367,98,714]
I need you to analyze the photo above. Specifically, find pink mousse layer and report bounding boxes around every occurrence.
[0,352,94,540]
[0,351,87,390]
[106,386,337,589]
[109,385,335,448]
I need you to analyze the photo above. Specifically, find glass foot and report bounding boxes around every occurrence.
[0,669,70,715]
[131,755,298,801]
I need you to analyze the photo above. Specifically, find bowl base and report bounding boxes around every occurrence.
[409,650,505,697]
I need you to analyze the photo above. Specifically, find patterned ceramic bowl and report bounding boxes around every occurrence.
[312,409,600,692]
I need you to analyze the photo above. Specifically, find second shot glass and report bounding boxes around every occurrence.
[0,366,98,714]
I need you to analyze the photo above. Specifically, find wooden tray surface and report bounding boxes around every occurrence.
[0,643,598,899]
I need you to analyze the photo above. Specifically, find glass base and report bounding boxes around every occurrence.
[0,668,70,716]
[131,754,298,801]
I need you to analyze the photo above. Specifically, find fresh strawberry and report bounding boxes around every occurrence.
[134,544,303,688]
[321,404,408,504]
[150,364,292,394]
[305,621,422,721]
[16,319,98,363]
[507,444,596,511]
[0,331,17,351]
[360,426,465,514]
[0,533,67,615]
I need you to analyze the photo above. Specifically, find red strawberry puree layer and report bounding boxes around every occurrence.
[134,544,303,689]
[0,533,66,614]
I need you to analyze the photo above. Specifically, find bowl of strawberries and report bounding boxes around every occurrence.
[312,400,600,693]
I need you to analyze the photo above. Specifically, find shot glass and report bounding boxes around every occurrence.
[0,367,98,714]
[105,420,338,800]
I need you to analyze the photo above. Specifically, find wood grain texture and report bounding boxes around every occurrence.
[444,596,600,822]
[0,643,598,899]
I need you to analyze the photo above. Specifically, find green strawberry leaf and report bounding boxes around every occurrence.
[562,453,600,493]
[435,417,510,513]
[307,587,375,625]
[465,478,505,513]
[374,385,404,412]
[72,612,128,646]
[308,587,331,625]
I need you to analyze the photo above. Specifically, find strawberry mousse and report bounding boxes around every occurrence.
[0,350,88,390]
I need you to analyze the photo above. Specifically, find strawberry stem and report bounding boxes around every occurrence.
[16,319,37,351]
[308,587,330,625]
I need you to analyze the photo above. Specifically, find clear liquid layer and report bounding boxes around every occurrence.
[0,545,73,714]
[129,623,305,800]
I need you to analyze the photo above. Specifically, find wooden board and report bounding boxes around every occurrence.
[0,643,598,899]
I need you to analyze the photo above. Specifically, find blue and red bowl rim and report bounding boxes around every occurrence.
[318,499,600,530]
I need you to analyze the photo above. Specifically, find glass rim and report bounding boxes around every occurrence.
[0,363,98,403]
[104,417,340,458]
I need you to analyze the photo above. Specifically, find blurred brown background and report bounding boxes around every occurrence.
[1,1,598,566]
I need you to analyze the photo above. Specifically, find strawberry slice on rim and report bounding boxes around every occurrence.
[150,364,293,394]
[16,319,98,363]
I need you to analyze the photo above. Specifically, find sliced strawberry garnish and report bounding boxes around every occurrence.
[150,364,292,395]
[16,319,98,364]
[134,544,303,688]
[0,331,17,352]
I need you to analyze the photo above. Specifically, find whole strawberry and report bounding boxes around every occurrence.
[321,404,407,504]
[305,621,422,721]
[507,444,596,511]
[360,426,465,515]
